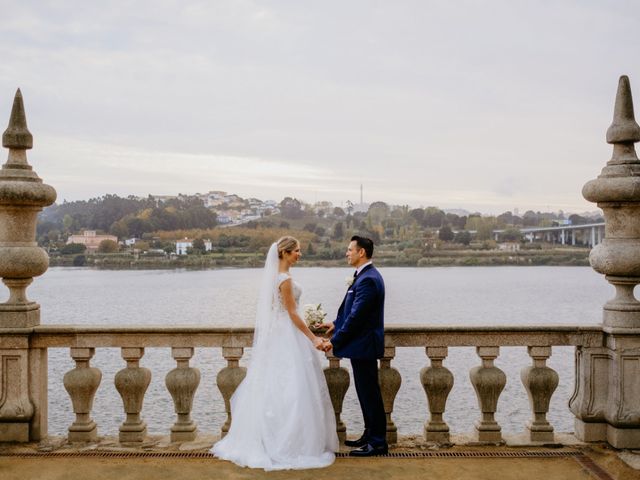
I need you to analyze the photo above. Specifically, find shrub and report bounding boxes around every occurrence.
[61,243,87,255]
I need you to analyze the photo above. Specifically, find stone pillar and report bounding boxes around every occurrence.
[63,348,101,442]
[581,75,640,448]
[0,90,56,442]
[114,347,151,443]
[569,345,610,442]
[165,347,200,442]
[520,346,558,442]
[216,347,246,438]
[323,355,349,443]
[378,347,401,445]
[469,346,506,443]
[420,346,454,443]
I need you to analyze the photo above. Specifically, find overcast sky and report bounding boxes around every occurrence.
[1,1,639,214]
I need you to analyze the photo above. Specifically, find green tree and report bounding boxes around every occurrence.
[423,207,445,228]
[307,242,316,255]
[499,227,522,242]
[333,207,345,217]
[332,221,344,240]
[438,225,454,241]
[477,222,495,241]
[367,202,390,226]
[192,238,206,253]
[97,239,119,253]
[62,214,74,233]
[280,197,304,219]
[454,230,472,245]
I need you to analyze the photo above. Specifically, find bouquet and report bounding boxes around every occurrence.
[303,303,329,333]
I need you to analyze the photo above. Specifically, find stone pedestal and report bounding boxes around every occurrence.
[324,356,349,443]
[521,346,558,442]
[114,348,151,443]
[378,347,401,445]
[421,347,453,443]
[577,75,640,448]
[63,348,101,442]
[0,90,55,442]
[216,347,246,438]
[165,347,200,442]
[469,346,506,443]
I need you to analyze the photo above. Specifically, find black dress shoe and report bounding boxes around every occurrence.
[349,443,389,457]
[344,435,368,447]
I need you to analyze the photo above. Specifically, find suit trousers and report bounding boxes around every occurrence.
[351,358,387,447]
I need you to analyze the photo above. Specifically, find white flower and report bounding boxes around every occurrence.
[345,276,354,287]
[303,303,327,327]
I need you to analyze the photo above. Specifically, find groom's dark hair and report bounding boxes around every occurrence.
[351,235,374,259]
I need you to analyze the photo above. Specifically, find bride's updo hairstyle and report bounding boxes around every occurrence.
[277,236,299,259]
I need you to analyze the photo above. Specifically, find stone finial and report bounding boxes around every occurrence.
[0,89,56,328]
[606,76,640,146]
[2,89,33,150]
[582,76,640,330]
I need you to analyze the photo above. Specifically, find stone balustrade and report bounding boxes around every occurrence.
[0,324,605,445]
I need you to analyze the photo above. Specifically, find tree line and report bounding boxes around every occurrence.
[37,194,217,247]
[36,193,603,253]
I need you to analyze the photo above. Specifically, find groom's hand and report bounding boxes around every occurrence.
[322,340,333,353]
[324,321,335,335]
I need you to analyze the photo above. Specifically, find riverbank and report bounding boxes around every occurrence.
[48,247,590,269]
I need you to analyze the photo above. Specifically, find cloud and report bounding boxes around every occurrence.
[1,1,637,213]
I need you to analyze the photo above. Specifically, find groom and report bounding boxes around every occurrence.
[322,235,387,457]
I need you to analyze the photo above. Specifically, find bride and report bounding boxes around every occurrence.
[211,236,339,470]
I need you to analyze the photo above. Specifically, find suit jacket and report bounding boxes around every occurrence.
[331,264,385,359]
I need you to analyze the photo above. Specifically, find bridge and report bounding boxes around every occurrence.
[492,223,606,246]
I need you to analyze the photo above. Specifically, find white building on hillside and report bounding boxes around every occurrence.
[175,238,213,255]
[176,238,193,255]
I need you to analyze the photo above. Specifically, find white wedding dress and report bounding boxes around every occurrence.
[211,245,338,471]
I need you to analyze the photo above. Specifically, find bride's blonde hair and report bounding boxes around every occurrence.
[277,236,299,259]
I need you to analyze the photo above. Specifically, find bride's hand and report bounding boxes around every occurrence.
[312,336,325,350]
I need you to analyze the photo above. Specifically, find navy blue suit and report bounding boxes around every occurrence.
[331,264,386,447]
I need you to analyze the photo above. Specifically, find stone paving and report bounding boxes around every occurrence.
[1,436,640,480]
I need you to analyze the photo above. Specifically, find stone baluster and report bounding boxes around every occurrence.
[420,347,454,443]
[63,348,101,442]
[165,347,200,442]
[0,90,56,442]
[469,346,506,443]
[378,347,401,444]
[520,346,558,442]
[114,347,151,443]
[216,347,246,437]
[323,355,349,443]
[581,75,640,448]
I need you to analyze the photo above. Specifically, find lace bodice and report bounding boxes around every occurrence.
[276,272,302,311]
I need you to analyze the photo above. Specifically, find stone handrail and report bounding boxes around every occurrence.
[0,324,606,445]
[0,324,606,348]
